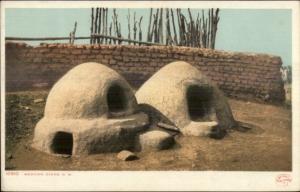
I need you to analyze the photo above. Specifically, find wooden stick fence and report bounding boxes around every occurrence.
[90,7,220,48]
[6,8,220,49]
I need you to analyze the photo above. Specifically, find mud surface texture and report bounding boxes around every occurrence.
[5,91,291,171]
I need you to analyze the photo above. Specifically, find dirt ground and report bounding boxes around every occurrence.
[5,90,291,171]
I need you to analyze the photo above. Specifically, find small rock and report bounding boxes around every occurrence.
[62,154,71,158]
[19,105,30,110]
[23,106,31,110]
[16,135,22,139]
[6,153,13,159]
[32,82,49,88]
[192,163,196,168]
[34,98,44,103]
[232,158,239,163]
[263,94,270,101]
[139,130,175,151]
[117,150,138,161]
[24,144,31,150]
[182,121,218,136]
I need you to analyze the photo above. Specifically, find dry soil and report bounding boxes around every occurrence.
[5,90,291,171]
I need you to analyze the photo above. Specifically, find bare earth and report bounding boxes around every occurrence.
[5,91,291,171]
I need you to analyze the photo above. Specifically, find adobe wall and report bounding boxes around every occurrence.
[5,42,285,102]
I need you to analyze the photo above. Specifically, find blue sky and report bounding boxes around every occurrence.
[5,8,292,65]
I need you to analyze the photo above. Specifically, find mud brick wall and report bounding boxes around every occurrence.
[5,42,285,102]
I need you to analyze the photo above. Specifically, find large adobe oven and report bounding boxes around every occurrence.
[136,61,237,136]
[32,62,148,156]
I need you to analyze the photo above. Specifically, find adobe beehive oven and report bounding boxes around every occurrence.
[32,62,148,156]
[136,61,237,136]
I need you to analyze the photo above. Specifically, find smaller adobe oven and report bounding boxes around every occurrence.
[136,61,236,136]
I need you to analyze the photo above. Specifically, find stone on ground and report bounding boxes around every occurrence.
[32,82,49,88]
[139,130,175,151]
[117,150,138,161]
[182,121,218,136]
[6,153,13,160]
[34,98,44,103]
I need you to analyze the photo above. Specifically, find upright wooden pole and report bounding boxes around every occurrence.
[104,8,108,44]
[90,8,94,44]
[202,10,206,48]
[127,9,131,44]
[170,9,178,45]
[158,8,164,44]
[95,8,98,44]
[176,9,182,45]
[199,18,202,48]
[150,14,156,43]
[133,12,137,45]
[109,22,112,44]
[118,23,122,44]
[188,8,195,47]
[211,8,219,49]
[96,7,102,44]
[207,9,211,48]
[101,8,105,43]
[139,16,143,45]
[147,8,153,42]
[180,12,187,46]
[69,21,77,44]
[154,9,159,43]
[165,8,172,45]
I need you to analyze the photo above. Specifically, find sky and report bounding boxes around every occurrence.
[5,8,292,66]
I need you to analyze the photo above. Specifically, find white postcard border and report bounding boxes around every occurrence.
[1,1,299,191]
